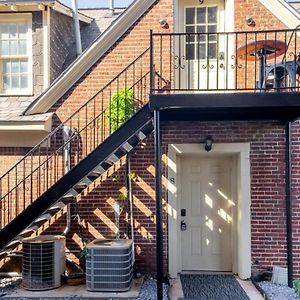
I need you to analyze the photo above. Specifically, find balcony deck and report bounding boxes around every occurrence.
[149,29,300,121]
[149,92,300,121]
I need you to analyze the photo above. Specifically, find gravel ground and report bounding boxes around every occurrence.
[257,281,300,300]
[0,277,21,298]
[0,276,169,299]
[137,279,169,300]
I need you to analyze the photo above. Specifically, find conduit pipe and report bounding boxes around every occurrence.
[62,126,71,236]
[126,155,135,263]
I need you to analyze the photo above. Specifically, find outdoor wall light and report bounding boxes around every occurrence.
[245,15,255,26]
[204,136,213,152]
[159,19,168,28]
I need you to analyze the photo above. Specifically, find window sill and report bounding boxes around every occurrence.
[0,93,34,97]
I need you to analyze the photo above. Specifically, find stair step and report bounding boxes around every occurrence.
[74,177,92,189]
[105,154,119,164]
[18,226,38,237]
[32,213,52,224]
[7,252,22,257]
[127,135,140,148]
[62,189,78,199]
[5,239,20,250]
[48,201,65,212]
[137,131,146,141]
[0,251,7,258]
[121,141,134,152]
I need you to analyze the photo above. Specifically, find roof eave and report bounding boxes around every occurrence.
[24,0,156,115]
[0,1,93,24]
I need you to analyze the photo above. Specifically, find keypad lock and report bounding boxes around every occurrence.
[181,220,187,231]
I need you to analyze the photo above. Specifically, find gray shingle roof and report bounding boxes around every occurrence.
[79,8,125,51]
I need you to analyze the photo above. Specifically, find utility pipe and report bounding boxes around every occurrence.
[62,126,71,236]
[109,0,114,11]
[71,0,82,56]
[126,155,135,264]
[285,121,293,288]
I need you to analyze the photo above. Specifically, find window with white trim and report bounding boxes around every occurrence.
[0,14,32,95]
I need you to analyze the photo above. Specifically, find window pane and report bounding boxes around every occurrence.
[19,40,27,55]
[3,61,10,73]
[197,7,206,24]
[199,43,206,60]
[0,25,9,39]
[20,75,28,89]
[11,61,20,73]
[186,8,195,25]
[20,60,28,73]
[186,26,195,42]
[186,44,195,60]
[208,43,217,59]
[3,75,10,91]
[9,24,17,38]
[208,7,217,23]
[1,41,9,55]
[10,40,18,55]
[11,75,19,89]
[197,26,206,42]
[18,24,27,39]
[208,25,217,33]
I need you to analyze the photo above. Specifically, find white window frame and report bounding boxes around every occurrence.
[0,13,33,96]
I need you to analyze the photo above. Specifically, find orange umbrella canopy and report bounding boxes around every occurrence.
[237,40,287,61]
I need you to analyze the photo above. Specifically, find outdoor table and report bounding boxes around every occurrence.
[237,40,287,89]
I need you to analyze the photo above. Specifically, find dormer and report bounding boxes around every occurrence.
[0,1,93,97]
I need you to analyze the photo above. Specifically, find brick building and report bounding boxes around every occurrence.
[0,0,300,292]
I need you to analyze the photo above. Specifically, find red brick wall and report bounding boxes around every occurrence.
[2,0,300,277]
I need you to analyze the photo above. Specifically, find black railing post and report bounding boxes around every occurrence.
[154,109,163,300]
[285,121,293,288]
[150,30,154,93]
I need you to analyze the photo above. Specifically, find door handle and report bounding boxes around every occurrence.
[181,220,187,231]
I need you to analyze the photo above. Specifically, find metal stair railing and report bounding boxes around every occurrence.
[0,48,150,229]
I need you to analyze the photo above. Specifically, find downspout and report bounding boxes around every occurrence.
[154,109,163,300]
[71,0,82,56]
[62,126,71,236]
[285,121,293,288]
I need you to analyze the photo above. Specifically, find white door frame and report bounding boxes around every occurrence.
[167,143,251,279]
[173,0,235,90]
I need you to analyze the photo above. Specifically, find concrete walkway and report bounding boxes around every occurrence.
[4,277,143,299]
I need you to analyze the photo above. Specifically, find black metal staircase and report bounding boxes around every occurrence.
[0,49,151,257]
[0,105,153,254]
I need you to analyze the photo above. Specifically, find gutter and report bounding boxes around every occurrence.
[0,116,52,132]
[0,1,93,24]
[24,0,156,115]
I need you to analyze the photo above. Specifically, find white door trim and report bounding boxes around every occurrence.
[167,143,251,279]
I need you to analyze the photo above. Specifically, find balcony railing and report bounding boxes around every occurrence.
[150,28,300,93]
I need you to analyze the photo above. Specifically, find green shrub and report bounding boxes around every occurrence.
[107,89,134,132]
[294,279,300,296]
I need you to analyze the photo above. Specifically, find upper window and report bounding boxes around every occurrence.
[0,14,32,95]
[185,6,218,60]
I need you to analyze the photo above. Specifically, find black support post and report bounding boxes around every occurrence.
[285,121,293,288]
[154,109,163,300]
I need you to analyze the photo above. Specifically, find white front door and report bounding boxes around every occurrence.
[181,156,234,271]
[177,0,226,90]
